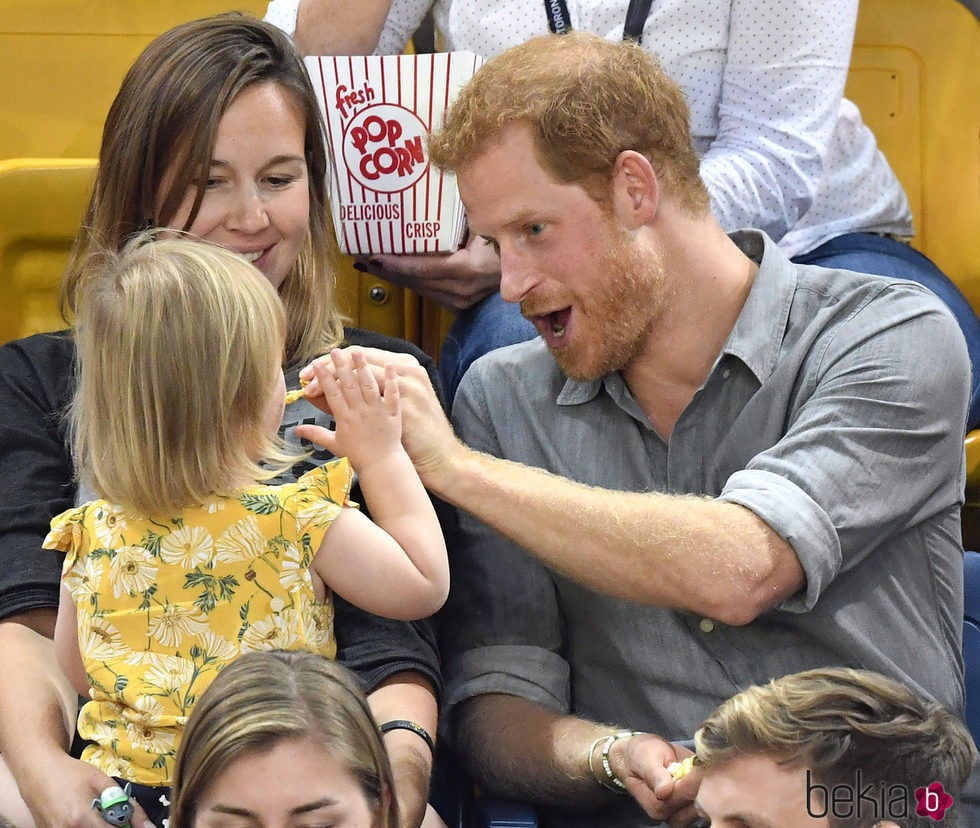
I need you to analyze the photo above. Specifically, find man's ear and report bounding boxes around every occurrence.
[611,150,658,228]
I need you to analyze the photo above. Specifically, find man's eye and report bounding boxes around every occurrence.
[528,223,544,235]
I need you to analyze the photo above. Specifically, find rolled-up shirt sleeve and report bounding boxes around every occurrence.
[717,281,970,612]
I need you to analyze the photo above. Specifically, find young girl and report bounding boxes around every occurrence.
[44,234,448,822]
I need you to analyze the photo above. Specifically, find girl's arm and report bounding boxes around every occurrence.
[296,348,448,621]
[53,585,90,697]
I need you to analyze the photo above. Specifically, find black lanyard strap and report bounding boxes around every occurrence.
[623,0,654,42]
[543,0,654,43]
[544,0,573,35]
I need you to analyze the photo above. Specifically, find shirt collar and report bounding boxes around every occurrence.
[721,229,797,385]
[554,229,796,405]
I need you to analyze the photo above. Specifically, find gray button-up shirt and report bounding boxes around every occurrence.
[441,230,970,826]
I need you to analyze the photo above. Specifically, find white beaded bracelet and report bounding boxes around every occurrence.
[589,730,642,794]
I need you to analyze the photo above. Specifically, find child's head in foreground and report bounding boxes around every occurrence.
[71,232,303,516]
[169,649,397,828]
[694,667,977,827]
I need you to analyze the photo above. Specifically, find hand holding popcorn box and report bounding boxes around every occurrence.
[306,52,484,255]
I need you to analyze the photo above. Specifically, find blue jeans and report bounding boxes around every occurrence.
[438,232,980,429]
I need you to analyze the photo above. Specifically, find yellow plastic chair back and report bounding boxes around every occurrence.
[846,0,980,307]
[0,158,94,342]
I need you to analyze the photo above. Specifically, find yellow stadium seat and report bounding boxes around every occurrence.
[1,2,270,159]
[847,0,980,305]
[0,158,94,342]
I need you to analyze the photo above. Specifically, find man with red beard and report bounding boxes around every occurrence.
[301,31,975,828]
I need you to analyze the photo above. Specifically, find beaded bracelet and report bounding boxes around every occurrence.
[588,730,641,794]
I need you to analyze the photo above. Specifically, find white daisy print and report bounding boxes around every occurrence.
[86,747,130,778]
[124,697,176,754]
[214,516,266,564]
[92,503,129,548]
[278,543,309,592]
[78,616,129,664]
[300,593,332,649]
[195,630,238,663]
[110,546,158,599]
[296,498,341,536]
[240,610,302,652]
[142,655,195,695]
[64,555,106,606]
[148,603,209,649]
[159,525,214,568]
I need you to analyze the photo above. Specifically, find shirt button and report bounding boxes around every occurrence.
[722,368,732,380]
[699,618,715,633]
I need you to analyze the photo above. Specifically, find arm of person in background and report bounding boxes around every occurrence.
[267,0,428,57]
[697,0,859,239]
[296,0,394,56]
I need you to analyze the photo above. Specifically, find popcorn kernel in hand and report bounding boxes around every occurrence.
[284,376,309,404]
[667,756,695,780]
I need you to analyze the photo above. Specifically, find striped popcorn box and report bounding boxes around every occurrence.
[306,52,483,256]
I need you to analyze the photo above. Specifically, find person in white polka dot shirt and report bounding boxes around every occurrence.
[268,0,980,423]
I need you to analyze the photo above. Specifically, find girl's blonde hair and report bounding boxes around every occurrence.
[71,233,305,516]
[61,13,345,366]
[169,650,397,828]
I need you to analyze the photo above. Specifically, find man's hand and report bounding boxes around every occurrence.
[295,348,403,473]
[300,347,464,491]
[356,232,502,312]
[606,734,701,826]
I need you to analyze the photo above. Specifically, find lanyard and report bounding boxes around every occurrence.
[544,0,655,43]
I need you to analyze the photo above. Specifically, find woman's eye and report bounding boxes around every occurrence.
[266,175,295,187]
[482,237,500,255]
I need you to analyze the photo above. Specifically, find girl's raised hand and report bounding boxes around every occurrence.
[294,348,402,469]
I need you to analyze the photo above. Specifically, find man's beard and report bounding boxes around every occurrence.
[540,226,669,382]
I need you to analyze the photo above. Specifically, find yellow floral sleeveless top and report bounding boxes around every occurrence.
[43,460,353,785]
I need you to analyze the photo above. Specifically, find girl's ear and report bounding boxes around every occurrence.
[610,150,659,229]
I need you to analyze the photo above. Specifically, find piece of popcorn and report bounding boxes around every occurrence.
[667,756,695,780]
[284,376,310,404]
